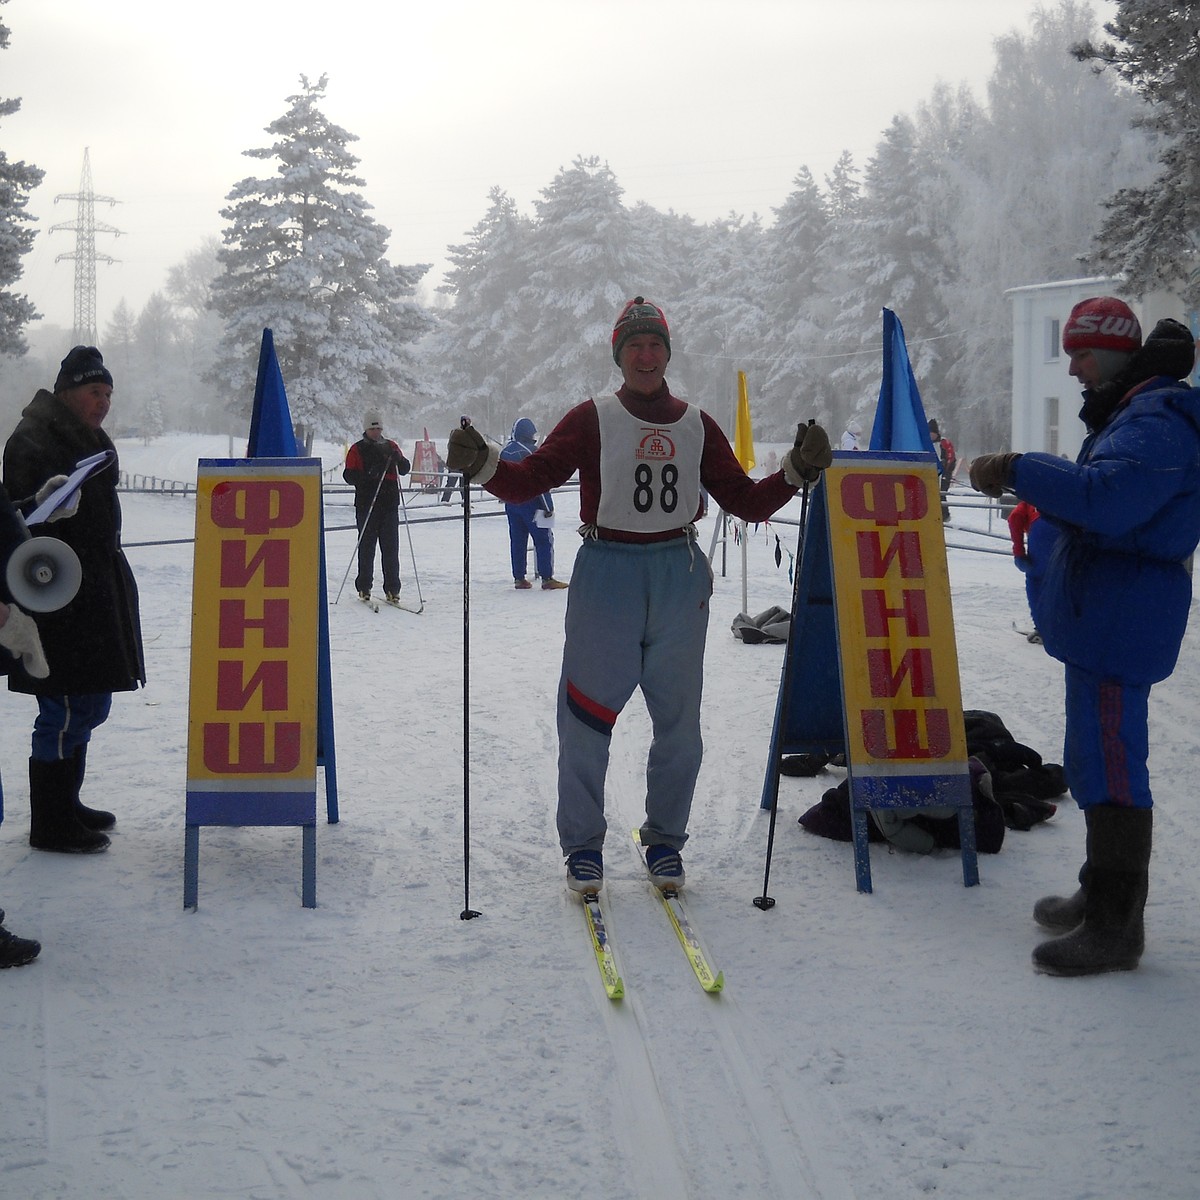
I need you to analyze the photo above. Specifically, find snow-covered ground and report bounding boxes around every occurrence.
[2,434,1198,1200]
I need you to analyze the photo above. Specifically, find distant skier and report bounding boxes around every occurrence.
[928,418,956,520]
[343,411,410,606]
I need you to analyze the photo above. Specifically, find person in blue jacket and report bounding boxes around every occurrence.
[970,297,1200,976]
[499,418,567,590]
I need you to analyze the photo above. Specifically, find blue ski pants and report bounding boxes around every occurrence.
[32,692,113,762]
[1063,664,1152,809]
[556,536,712,855]
[506,504,554,581]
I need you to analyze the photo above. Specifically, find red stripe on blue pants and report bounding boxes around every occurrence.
[566,679,618,737]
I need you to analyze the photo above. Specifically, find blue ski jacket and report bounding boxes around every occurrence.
[1010,375,1200,684]
[499,419,554,516]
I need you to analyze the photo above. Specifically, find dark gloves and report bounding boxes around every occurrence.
[1013,555,1030,573]
[447,425,489,479]
[783,422,833,485]
[969,452,1021,498]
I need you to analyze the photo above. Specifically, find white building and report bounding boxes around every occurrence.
[1006,278,1198,460]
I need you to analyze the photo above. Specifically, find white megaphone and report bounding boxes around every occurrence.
[6,535,83,613]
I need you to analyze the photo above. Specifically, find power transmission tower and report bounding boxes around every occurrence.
[51,147,122,345]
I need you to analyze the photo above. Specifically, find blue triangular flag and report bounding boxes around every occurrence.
[868,308,937,458]
[246,329,299,458]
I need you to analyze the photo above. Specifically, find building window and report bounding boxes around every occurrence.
[1045,397,1059,456]
[1045,318,1060,361]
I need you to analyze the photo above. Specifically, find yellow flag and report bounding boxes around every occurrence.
[734,371,755,473]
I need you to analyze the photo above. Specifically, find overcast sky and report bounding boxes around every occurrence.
[4,0,1115,336]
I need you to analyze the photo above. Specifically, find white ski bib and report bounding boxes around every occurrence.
[594,395,703,533]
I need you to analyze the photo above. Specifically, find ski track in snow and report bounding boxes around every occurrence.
[2,441,1199,1198]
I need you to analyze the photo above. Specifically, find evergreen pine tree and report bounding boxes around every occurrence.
[209,75,435,436]
[431,186,534,435]
[1073,0,1200,304]
[760,167,832,436]
[830,116,954,434]
[940,1,1155,450]
[513,157,653,425]
[0,2,44,356]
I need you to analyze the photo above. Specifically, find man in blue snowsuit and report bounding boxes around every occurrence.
[499,418,567,590]
[971,297,1200,976]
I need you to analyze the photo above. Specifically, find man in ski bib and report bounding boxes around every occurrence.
[447,297,833,893]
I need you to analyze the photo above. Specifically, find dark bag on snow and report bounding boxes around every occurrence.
[797,760,1007,854]
[962,710,1066,830]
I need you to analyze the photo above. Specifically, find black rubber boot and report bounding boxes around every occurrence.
[1033,861,1089,934]
[29,758,110,854]
[72,744,115,832]
[0,921,41,968]
[1033,806,1151,976]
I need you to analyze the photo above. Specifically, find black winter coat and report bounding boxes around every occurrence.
[0,484,28,678]
[2,389,145,696]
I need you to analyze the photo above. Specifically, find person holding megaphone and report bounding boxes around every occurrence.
[3,346,145,854]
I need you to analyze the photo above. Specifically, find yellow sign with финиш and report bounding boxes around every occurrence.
[824,455,968,792]
[186,459,322,824]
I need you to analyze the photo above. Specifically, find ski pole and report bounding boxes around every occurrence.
[755,420,814,911]
[334,465,388,604]
[459,417,481,921]
[396,477,426,614]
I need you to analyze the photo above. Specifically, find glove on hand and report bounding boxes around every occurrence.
[34,475,79,522]
[785,422,833,484]
[0,604,50,678]
[969,452,1021,498]
[1013,556,1030,574]
[446,426,489,479]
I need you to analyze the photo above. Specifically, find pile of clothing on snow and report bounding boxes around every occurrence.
[792,710,1066,855]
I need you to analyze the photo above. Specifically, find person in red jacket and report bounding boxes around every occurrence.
[928,418,956,521]
[446,297,832,893]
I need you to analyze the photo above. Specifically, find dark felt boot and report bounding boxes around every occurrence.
[72,744,115,832]
[1033,861,1089,934]
[0,921,41,968]
[1033,806,1151,976]
[29,758,110,854]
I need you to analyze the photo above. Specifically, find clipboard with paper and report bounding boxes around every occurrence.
[24,450,115,526]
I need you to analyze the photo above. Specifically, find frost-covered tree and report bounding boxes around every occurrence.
[759,168,832,435]
[513,156,651,424]
[143,393,165,443]
[1074,0,1200,305]
[939,0,1157,450]
[831,116,955,433]
[654,213,758,418]
[0,1,44,356]
[166,238,224,430]
[102,299,137,424]
[210,75,436,437]
[431,187,534,435]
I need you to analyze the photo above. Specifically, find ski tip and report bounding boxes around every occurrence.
[608,979,625,1000]
[706,971,725,994]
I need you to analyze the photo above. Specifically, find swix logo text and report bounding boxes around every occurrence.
[1069,314,1138,340]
